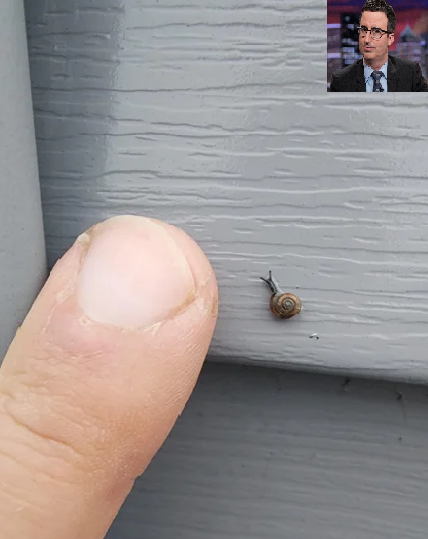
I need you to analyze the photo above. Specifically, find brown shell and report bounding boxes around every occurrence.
[270,293,301,319]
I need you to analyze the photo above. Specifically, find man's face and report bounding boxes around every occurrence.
[359,11,394,66]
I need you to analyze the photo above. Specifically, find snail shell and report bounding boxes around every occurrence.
[260,271,302,320]
[270,292,301,319]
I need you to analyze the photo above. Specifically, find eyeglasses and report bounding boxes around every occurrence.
[357,26,391,40]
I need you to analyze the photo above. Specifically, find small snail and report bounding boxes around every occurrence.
[260,270,301,319]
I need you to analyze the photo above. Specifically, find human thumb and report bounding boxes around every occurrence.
[0,215,218,539]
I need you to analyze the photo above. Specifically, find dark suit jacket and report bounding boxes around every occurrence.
[330,54,428,92]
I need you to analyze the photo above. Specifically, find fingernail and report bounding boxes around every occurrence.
[75,216,198,328]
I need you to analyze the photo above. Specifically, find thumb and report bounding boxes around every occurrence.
[0,215,218,539]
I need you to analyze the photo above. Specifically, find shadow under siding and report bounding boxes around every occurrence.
[107,362,428,539]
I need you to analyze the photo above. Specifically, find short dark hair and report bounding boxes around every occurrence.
[360,0,396,34]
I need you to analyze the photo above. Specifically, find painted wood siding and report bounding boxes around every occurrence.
[24,0,428,383]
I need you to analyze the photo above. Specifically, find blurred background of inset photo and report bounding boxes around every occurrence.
[327,0,428,90]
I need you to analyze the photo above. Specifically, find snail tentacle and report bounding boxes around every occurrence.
[260,270,281,295]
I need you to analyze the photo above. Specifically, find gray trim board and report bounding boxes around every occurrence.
[0,0,46,362]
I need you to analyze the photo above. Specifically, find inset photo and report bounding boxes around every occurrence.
[327,0,428,91]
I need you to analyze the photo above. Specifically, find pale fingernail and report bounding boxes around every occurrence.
[75,216,197,329]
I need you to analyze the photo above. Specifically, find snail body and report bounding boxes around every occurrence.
[260,271,302,319]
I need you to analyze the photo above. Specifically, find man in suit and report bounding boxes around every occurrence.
[330,0,428,92]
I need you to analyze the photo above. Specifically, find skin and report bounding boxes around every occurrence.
[0,215,218,539]
[359,11,395,71]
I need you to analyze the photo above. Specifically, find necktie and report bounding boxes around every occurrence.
[371,70,384,92]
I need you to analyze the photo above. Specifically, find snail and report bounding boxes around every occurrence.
[260,270,301,319]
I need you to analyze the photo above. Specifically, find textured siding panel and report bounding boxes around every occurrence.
[24,0,428,382]
[107,362,428,539]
